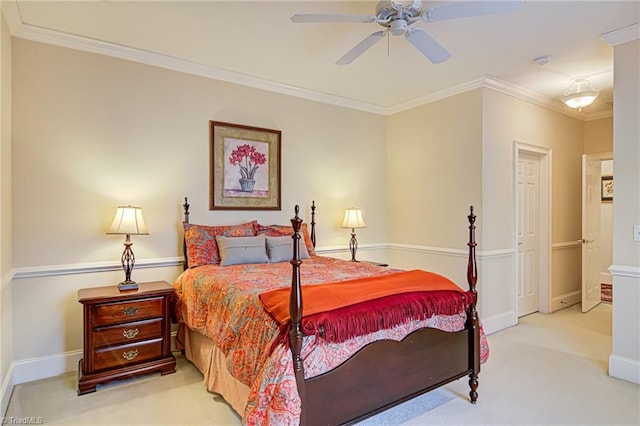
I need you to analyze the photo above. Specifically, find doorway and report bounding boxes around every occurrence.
[514,142,551,318]
[581,153,613,312]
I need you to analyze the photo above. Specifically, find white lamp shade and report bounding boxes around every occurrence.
[341,208,367,229]
[562,78,599,110]
[562,92,599,109]
[107,206,149,235]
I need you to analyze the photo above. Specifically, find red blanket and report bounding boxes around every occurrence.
[260,269,472,344]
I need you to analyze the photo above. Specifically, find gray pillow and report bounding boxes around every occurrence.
[266,236,310,263]
[215,234,269,266]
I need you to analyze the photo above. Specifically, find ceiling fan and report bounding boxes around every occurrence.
[291,0,522,65]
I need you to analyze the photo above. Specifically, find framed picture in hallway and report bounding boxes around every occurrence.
[209,121,281,210]
[601,175,613,202]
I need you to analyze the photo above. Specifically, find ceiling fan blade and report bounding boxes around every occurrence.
[423,0,522,22]
[291,14,376,23]
[336,31,386,65]
[405,28,452,64]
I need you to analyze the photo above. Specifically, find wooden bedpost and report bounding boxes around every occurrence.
[466,205,481,403]
[290,205,307,423]
[310,200,316,248]
[182,197,190,270]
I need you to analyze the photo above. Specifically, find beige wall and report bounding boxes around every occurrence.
[385,87,587,332]
[387,90,483,248]
[483,89,585,307]
[584,117,613,154]
[609,38,640,384]
[385,90,483,317]
[12,38,389,266]
[0,11,13,415]
[11,39,388,371]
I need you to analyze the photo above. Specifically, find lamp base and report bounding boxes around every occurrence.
[118,281,138,291]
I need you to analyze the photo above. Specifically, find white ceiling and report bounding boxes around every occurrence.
[7,1,640,119]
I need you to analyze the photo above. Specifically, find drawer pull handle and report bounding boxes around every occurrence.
[122,349,139,361]
[123,307,139,316]
[123,328,139,339]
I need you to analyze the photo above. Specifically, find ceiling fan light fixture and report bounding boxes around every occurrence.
[390,19,408,36]
[562,78,599,111]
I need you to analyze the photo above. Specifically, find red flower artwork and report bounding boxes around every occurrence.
[229,144,267,180]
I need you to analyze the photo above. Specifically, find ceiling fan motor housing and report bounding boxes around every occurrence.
[376,0,424,24]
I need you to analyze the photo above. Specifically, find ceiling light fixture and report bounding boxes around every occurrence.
[562,77,600,111]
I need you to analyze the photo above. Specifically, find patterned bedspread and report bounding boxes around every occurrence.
[173,256,489,425]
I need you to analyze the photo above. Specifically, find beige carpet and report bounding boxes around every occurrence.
[5,303,639,425]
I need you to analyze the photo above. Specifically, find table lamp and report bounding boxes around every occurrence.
[341,207,367,262]
[107,205,149,291]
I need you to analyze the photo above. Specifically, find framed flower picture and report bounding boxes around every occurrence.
[601,175,613,202]
[210,121,281,210]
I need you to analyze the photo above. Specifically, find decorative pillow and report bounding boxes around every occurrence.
[256,223,316,256]
[266,236,310,263]
[215,234,269,266]
[184,221,257,268]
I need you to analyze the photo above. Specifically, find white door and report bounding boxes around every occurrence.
[582,154,602,312]
[517,152,540,317]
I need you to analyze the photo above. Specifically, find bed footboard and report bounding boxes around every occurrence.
[305,327,470,425]
[288,204,481,426]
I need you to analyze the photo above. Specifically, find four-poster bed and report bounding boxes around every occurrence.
[172,198,485,425]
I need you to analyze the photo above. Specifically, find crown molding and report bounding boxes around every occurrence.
[10,22,611,122]
[481,77,610,122]
[386,78,485,115]
[601,23,640,47]
[13,24,388,115]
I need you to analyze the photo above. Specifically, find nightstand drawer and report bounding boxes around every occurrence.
[94,318,163,347]
[94,297,163,326]
[94,339,163,371]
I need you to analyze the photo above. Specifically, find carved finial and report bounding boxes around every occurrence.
[183,197,190,223]
[291,204,303,232]
[310,200,317,247]
[468,205,476,225]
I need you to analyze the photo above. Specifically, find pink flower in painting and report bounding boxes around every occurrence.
[229,144,267,180]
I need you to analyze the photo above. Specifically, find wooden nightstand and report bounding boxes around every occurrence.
[77,281,176,395]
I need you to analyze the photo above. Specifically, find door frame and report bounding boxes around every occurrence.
[513,141,552,316]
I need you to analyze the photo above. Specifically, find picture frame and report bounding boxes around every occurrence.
[210,121,281,210]
[601,175,613,202]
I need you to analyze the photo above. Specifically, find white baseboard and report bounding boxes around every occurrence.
[551,290,581,312]
[609,354,640,384]
[481,310,517,335]
[10,332,180,388]
[1,364,15,416]
[12,350,82,385]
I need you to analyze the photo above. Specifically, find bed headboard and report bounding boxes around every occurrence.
[181,197,316,270]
